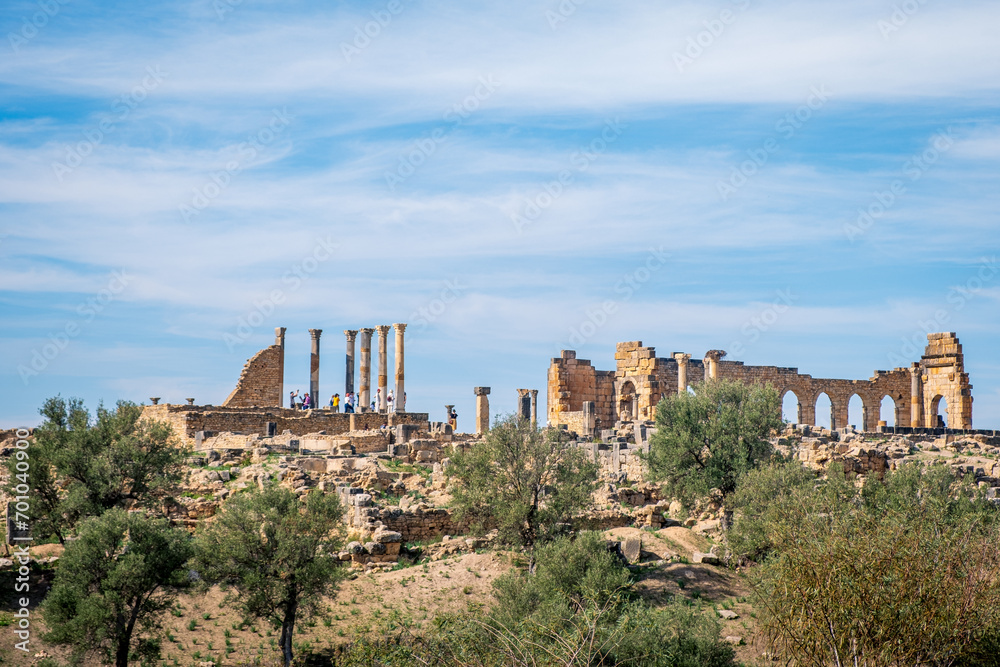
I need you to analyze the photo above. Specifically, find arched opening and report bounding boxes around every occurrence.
[931,395,948,428]
[880,395,897,427]
[618,381,637,422]
[815,392,832,430]
[848,394,864,430]
[782,390,800,424]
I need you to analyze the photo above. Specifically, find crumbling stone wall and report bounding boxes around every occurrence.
[549,333,973,431]
[222,345,283,408]
[140,404,428,443]
[921,333,973,428]
[547,351,615,428]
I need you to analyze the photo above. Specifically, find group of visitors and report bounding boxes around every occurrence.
[287,388,405,413]
[288,390,315,410]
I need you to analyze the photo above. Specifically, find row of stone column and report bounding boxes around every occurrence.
[344,324,407,412]
[672,350,725,394]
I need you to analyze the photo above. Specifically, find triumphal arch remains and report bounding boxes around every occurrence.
[548,332,973,434]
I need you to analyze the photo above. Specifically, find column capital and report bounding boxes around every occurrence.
[308,328,323,340]
[359,327,374,336]
[909,362,922,374]
[703,349,727,362]
[375,324,391,335]
[344,329,357,341]
[474,386,491,396]
[673,352,691,364]
[393,322,407,333]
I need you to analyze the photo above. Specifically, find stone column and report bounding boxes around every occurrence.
[359,328,373,411]
[530,389,538,427]
[275,327,286,407]
[393,323,406,412]
[308,329,321,408]
[376,325,390,411]
[703,350,726,381]
[673,353,691,394]
[799,399,816,426]
[344,330,357,396]
[910,363,923,428]
[474,386,491,435]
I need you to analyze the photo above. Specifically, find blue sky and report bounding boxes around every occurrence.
[2,0,999,429]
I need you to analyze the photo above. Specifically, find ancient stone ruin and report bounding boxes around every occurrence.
[548,332,974,434]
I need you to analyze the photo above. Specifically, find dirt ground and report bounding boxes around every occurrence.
[2,530,771,667]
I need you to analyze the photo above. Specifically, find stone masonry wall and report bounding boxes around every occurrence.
[549,333,972,431]
[140,404,429,443]
[548,351,615,428]
[922,332,973,428]
[222,345,283,408]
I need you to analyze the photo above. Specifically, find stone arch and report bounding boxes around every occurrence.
[848,393,865,430]
[781,388,801,424]
[618,380,637,422]
[879,394,898,427]
[930,394,949,428]
[814,392,833,430]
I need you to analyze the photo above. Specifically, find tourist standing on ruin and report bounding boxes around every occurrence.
[302,393,311,410]
[290,389,299,410]
[376,388,382,412]
[345,392,354,413]
[387,390,394,413]
[331,393,340,412]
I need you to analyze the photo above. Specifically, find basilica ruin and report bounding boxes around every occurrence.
[140,324,497,444]
[548,332,974,435]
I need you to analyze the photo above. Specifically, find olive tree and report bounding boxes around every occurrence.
[194,485,347,667]
[447,414,598,551]
[42,509,194,667]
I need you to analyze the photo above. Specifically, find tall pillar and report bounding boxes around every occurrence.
[910,363,923,428]
[376,325,390,411]
[530,389,538,427]
[308,329,322,408]
[393,323,406,412]
[799,399,816,426]
[359,328,373,411]
[703,350,726,381]
[674,353,691,394]
[344,330,357,397]
[474,386,491,435]
[275,327,286,407]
